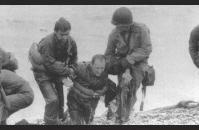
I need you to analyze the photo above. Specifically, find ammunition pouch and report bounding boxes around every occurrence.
[142,65,155,86]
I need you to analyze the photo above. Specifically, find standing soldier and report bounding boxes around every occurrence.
[29,17,78,125]
[67,54,116,125]
[189,25,199,68]
[105,7,152,124]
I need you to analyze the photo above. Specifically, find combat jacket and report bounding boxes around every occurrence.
[105,22,152,69]
[71,62,108,98]
[37,32,77,76]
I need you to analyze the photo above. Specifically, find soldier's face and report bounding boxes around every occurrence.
[116,25,131,32]
[92,59,106,77]
[55,30,70,42]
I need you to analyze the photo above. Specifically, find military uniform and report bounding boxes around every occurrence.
[30,32,77,125]
[105,22,152,123]
[0,70,34,123]
[189,25,199,68]
[67,62,116,125]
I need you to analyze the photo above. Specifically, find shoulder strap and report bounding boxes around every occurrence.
[126,25,133,47]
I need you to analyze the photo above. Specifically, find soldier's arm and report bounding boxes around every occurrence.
[189,27,199,68]
[95,78,115,96]
[105,33,124,74]
[73,81,95,96]
[104,33,117,58]
[95,85,108,96]
[126,25,152,65]
[39,41,70,76]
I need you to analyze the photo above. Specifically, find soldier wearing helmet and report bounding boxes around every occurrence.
[104,7,152,124]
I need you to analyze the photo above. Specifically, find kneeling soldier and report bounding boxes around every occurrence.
[0,69,34,125]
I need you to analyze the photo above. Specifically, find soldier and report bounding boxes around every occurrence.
[105,7,152,124]
[0,69,34,125]
[67,54,116,125]
[29,17,78,125]
[189,25,199,68]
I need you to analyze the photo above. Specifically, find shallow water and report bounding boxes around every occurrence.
[0,5,199,124]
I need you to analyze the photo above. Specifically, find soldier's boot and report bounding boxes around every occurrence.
[115,117,123,125]
[107,106,114,120]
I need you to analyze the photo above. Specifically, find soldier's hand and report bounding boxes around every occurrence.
[66,67,76,80]
[122,69,132,84]
[93,92,100,98]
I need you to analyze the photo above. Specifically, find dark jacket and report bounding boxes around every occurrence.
[36,33,77,76]
[0,70,33,96]
[189,25,199,68]
[70,62,109,99]
[105,22,152,72]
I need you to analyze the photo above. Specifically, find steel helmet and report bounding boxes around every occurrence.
[111,7,133,26]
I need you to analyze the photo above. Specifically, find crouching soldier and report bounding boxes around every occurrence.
[29,17,78,125]
[105,7,152,124]
[67,54,116,125]
[0,69,34,125]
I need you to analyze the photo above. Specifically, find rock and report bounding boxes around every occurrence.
[92,100,199,125]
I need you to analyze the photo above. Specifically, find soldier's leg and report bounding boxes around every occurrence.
[33,71,60,125]
[104,79,118,120]
[67,90,83,125]
[89,98,100,123]
[0,82,34,124]
[115,75,125,123]
[126,66,145,117]
[54,80,64,120]
[5,92,34,115]
[38,81,59,125]
[117,79,131,123]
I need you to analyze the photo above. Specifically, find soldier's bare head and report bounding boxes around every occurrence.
[91,54,106,77]
[54,17,71,42]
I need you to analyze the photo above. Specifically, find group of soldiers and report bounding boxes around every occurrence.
[5,6,197,125]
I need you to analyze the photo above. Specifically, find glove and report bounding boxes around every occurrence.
[126,55,135,65]
[93,92,100,98]
[68,68,77,80]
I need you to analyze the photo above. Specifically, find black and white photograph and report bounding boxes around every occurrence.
[0,5,199,125]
